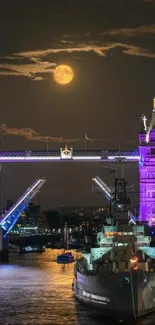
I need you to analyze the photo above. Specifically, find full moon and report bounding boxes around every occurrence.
[53,65,74,85]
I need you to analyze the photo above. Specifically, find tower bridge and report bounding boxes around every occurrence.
[0,99,155,261]
[0,148,139,162]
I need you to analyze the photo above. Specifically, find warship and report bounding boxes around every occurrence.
[73,177,155,323]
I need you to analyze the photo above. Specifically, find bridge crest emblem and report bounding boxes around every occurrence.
[60,145,73,159]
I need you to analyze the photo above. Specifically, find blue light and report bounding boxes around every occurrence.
[0,178,45,237]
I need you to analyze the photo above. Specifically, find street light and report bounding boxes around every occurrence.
[84,133,89,151]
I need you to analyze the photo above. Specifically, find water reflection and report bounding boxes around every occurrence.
[0,249,154,325]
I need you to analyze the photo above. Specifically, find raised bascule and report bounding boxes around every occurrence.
[0,178,46,261]
[0,99,155,261]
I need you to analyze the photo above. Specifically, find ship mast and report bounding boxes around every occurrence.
[108,164,132,226]
[64,222,69,250]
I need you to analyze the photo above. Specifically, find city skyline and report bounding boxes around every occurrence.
[0,0,154,207]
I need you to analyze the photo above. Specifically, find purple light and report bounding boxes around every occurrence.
[73,156,101,160]
[139,127,155,224]
[0,155,141,162]
[108,156,140,161]
[0,157,61,162]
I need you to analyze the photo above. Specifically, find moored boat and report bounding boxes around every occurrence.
[57,251,74,264]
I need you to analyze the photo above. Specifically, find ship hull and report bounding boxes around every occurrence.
[74,269,155,323]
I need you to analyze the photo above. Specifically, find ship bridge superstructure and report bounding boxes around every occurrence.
[0,178,46,237]
[83,225,152,271]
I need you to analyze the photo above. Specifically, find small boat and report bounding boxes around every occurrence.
[57,251,74,264]
[57,222,74,264]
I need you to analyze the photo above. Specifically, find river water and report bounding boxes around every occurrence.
[0,249,155,325]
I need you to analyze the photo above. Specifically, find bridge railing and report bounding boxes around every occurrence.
[0,149,139,158]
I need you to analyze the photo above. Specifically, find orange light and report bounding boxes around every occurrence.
[133,266,139,271]
[104,232,123,236]
[130,257,138,263]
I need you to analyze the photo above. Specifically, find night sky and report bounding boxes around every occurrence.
[0,0,155,209]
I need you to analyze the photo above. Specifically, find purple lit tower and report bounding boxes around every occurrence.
[139,99,155,225]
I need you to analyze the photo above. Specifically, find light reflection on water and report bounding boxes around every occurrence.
[0,249,154,325]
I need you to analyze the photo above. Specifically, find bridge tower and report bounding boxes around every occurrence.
[139,99,155,225]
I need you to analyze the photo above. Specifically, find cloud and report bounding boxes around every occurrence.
[17,43,155,59]
[103,24,155,37]
[32,76,44,81]
[142,0,155,2]
[0,124,84,143]
[0,46,106,80]
[0,124,137,146]
[0,24,155,80]
[0,55,56,80]
[123,46,155,58]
